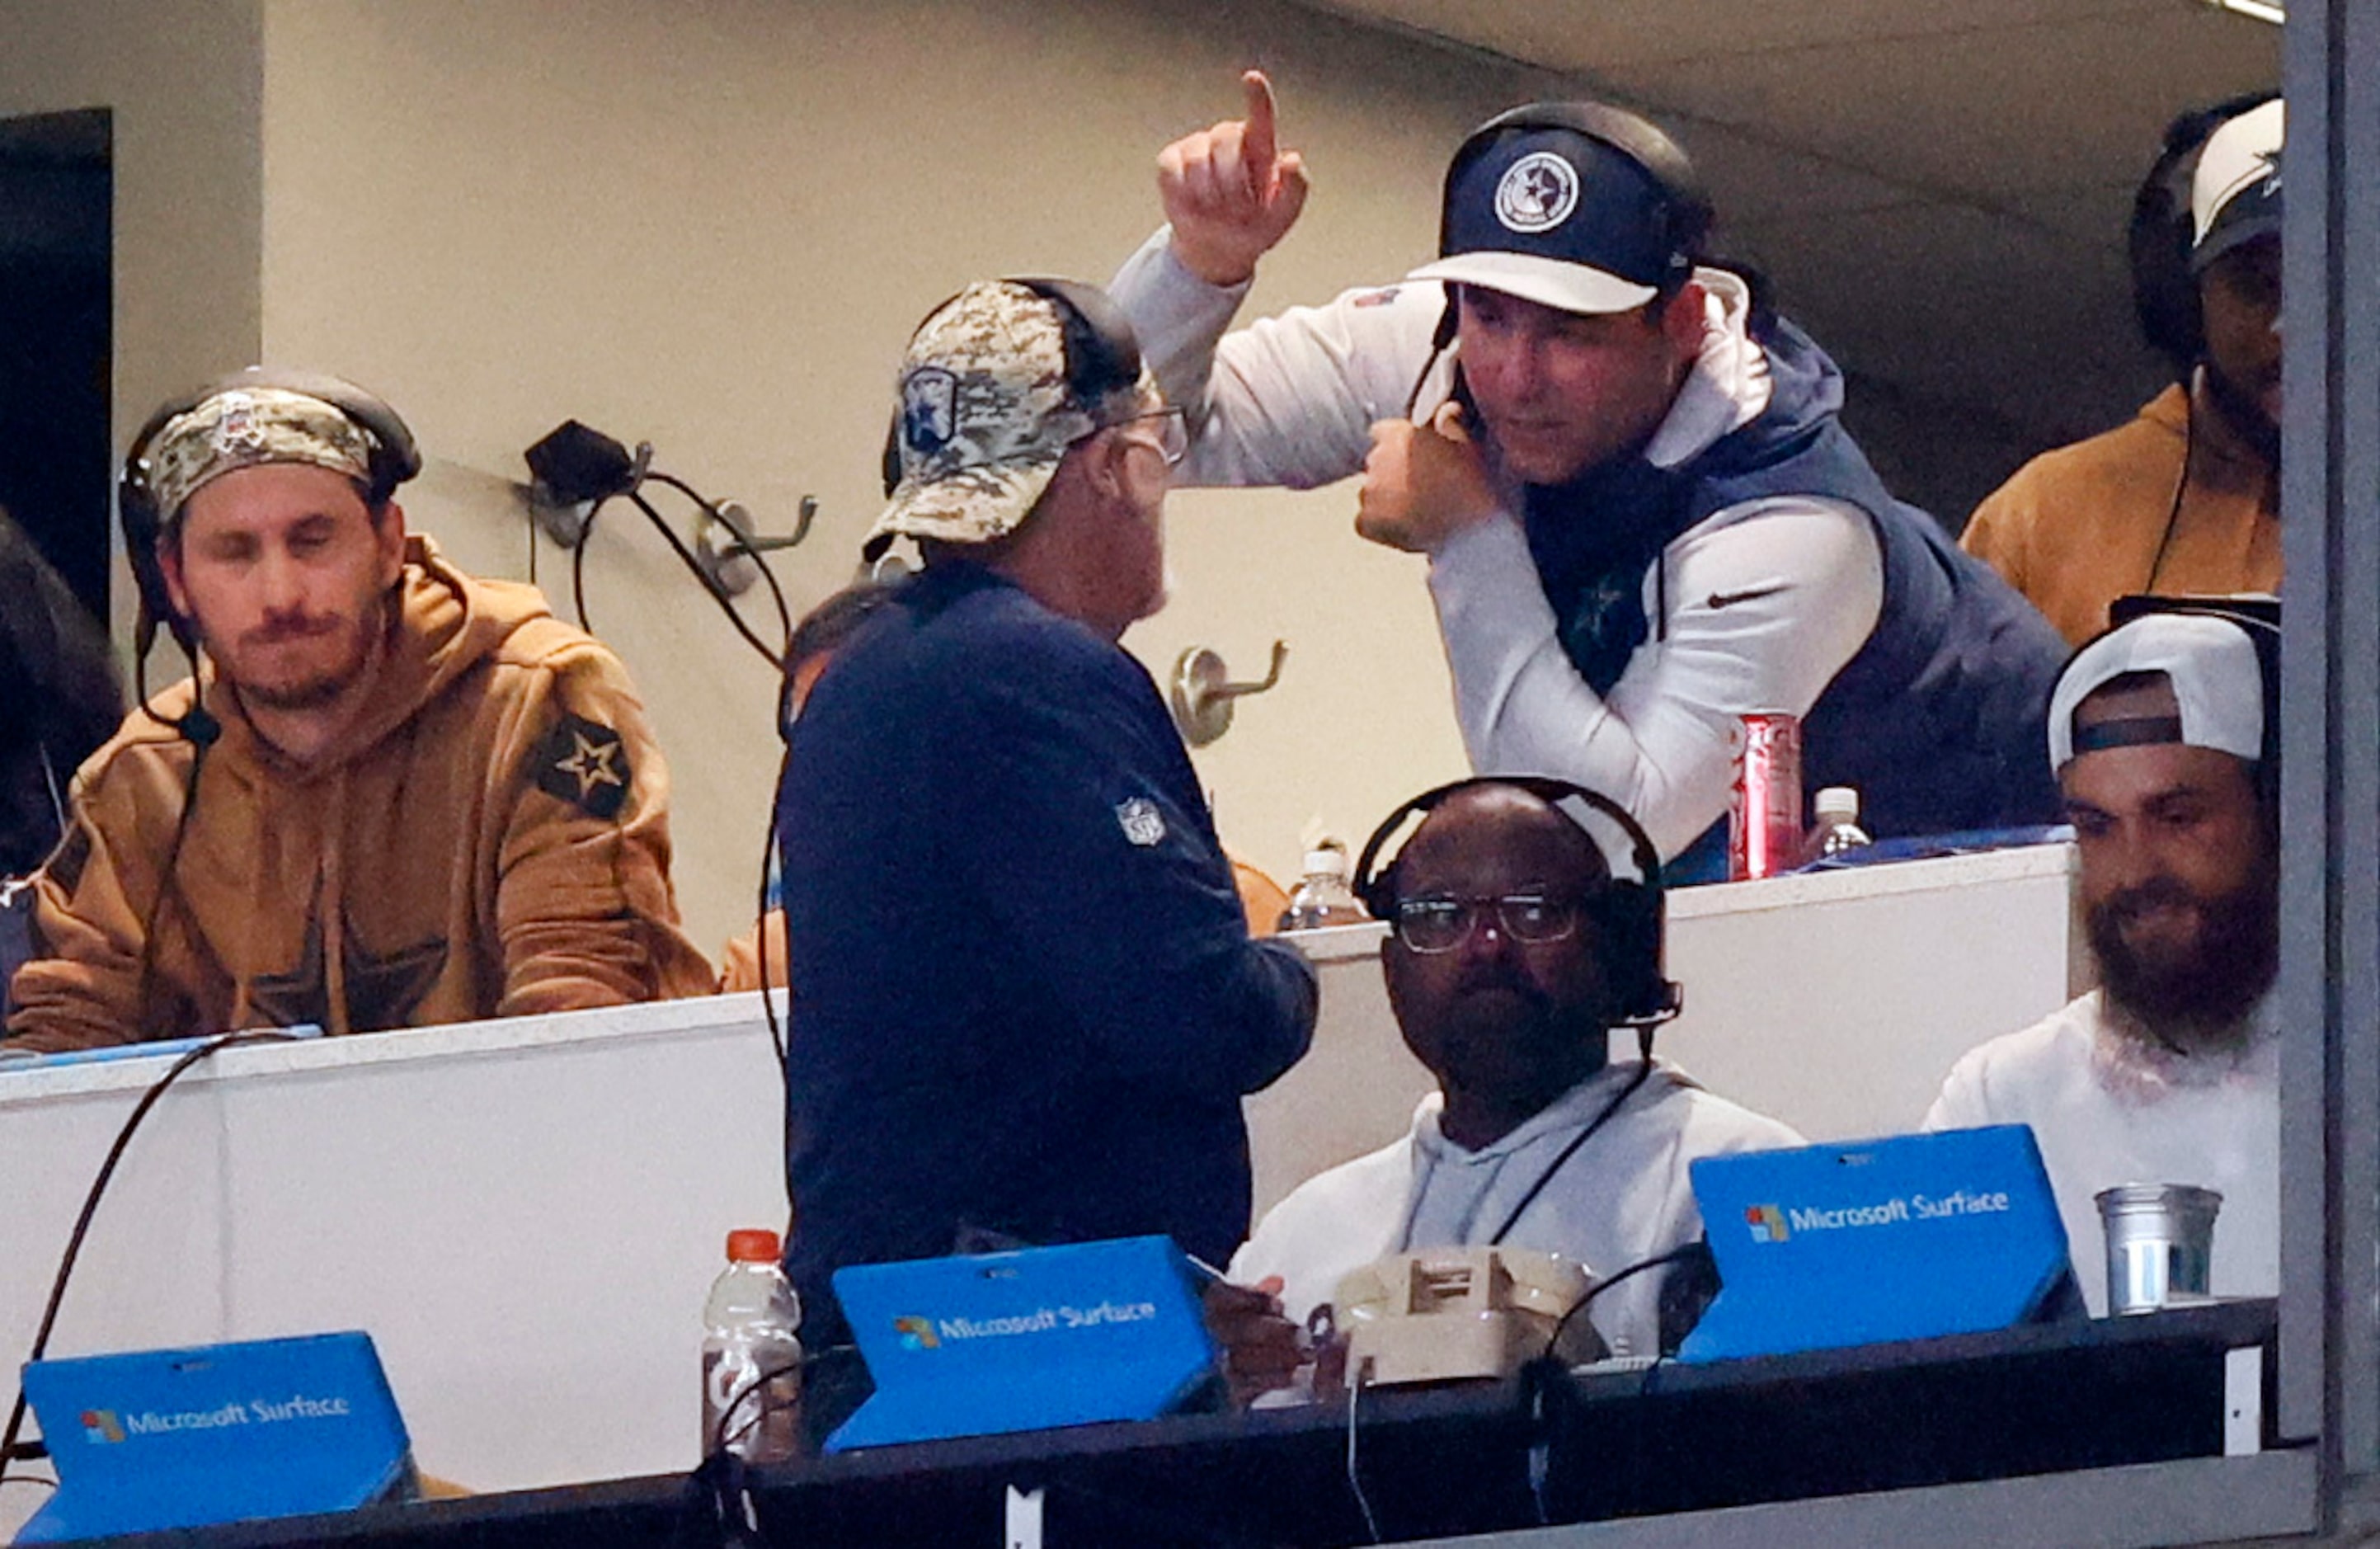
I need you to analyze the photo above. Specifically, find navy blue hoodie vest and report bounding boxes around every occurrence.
[1517,311,2067,860]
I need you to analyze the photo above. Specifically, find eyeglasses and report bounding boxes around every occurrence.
[1392,893,1583,954]
[1108,406,1188,467]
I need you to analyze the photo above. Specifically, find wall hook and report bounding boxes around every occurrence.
[1170,640,1288,747]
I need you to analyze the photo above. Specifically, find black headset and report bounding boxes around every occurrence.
[1413,101,1716,388]
[1352,774,1681,1029]
[1439,102,1711,292]
[876,276,1146,501]
[118,368,421,662]
[2129,90,2281,381]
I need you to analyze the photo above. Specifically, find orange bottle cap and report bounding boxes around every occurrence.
[726,1228,782,1263]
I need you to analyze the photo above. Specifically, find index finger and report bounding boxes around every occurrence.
[1240,70,1278,186]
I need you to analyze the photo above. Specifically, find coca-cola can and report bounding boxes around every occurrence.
[1729,713,1804,881]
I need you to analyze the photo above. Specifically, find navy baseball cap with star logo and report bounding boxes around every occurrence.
[1409,102,1713,316]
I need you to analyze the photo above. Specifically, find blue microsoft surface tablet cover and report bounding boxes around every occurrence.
[16,1330,412,1542]
[1679,1125,2072,1363]
[828,1235,1217,1452]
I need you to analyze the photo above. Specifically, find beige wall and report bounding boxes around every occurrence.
[0,0,265,649]
[247,0,1526,954]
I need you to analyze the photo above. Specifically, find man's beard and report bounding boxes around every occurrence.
[217,598,387,712]
[2087,869,2279,1053]
[1431,963,1606,1110]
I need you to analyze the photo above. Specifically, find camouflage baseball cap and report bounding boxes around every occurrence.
[865,280,1152,558]
[144,385,378,529]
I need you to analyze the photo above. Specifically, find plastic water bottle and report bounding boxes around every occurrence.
[701,1228,802,1462]
[1277,840,1368,930]
[1805,786,1872,864]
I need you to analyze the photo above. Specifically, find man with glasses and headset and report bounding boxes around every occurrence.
[775,278,1317,1364]
[1209,777,1799,1397]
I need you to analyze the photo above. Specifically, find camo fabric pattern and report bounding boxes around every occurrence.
[869,280,1150,551]
[143,387,377,528]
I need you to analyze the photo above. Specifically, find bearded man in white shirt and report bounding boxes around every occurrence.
[1926,610,2280,1314]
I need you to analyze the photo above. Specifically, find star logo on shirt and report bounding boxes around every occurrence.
[530,713,632,821]
[557,732,623,803]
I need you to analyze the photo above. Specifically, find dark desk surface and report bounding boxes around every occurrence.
[66,1299,2281,1549]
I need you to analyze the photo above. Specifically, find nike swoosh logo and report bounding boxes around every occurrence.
[1706,585,1785,610]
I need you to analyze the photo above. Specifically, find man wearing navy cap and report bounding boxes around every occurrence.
[1112,75,2067,874]
[1926,610,2279,1313]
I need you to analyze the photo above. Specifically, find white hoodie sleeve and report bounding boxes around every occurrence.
[1109,228,1448,489]
[1429,498,1884,860]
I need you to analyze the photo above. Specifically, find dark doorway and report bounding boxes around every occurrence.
[0,108,112,627]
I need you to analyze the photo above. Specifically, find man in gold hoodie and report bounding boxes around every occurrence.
[4,373,713,1052]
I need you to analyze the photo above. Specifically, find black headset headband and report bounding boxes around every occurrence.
[118,369,421,658]
[877,276,1145,501]
[1439,101,1713,283]
[1353,774,1681,1028]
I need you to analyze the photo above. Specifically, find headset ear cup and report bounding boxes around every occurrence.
[2128,139,2205,378]
[881,412,905,498]
[1356,860,1398,926]
[1589,883,1666,1024]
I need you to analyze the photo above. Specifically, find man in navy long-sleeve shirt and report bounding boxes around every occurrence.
[777,279,1318,1340]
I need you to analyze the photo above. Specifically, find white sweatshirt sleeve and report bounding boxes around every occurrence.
[1108,227,1449,490]
[1429,497,1886,859]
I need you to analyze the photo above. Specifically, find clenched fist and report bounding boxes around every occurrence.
[1356,401,1500,553]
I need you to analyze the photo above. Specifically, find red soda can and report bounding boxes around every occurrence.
[1729,713,1804,881]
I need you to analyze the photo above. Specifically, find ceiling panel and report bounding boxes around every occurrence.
[1732,197,2155,438]
[1306,0,2165,73]
[1616,10,2279,205]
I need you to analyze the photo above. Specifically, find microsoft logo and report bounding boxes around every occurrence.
[81,1410,125,1444]
[1745,1204,1790,1244]
[893,1316,940,1351]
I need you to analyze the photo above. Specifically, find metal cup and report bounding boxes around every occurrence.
[2095,1183,2223,1315]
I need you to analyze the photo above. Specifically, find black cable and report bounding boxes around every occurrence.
[2141,377,2199,597]
[0,1029,306,1477]
[623,491,787,670]
[757,727,793,1223]
[1538,1242,1700,1364]
[643,472,796,662]
[689,1344,852,1549]
[129,738,213,1034]
[1483,1027,1658,1246]
[709,1353,810,1459]
[570,492,616,637]
[1343,1364,1384,1545]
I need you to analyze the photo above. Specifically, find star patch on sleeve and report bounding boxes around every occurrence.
[531,712,633,821]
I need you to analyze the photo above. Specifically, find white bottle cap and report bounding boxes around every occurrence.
[1302,846,1345,878]
[1813,786,1860,821]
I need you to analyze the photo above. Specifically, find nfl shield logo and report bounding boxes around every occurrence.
[1115,798,1166,847]
[211,393,269,456]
